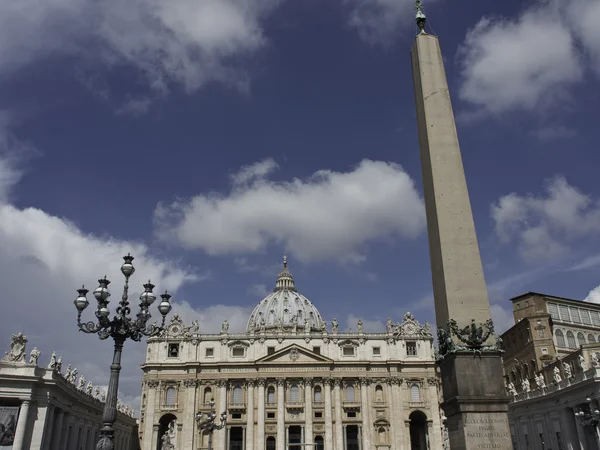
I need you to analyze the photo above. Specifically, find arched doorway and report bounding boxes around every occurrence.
[409,410,428,450]
[314,436,324,450]
[157,413,177,450]
[266,436,276,450]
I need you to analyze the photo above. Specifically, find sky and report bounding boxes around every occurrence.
[1,0,600,411]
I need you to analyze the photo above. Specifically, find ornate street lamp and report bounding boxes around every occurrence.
[575,397,600,429]
[195,398,227,450]
[74,254,172,450]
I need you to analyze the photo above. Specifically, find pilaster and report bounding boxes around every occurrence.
[257,379,266,450]
[333,379,343,450]
[246,379,255,450]
[12,399,31,450]
[276,378,285,450]
[359,380,371,450]
[324,379,333,450]
[304,378,313,447]
[182,379,199,449]
[142,380,159,450]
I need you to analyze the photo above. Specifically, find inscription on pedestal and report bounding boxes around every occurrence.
[460,414,512,449]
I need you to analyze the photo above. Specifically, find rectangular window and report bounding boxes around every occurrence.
[205,348,214,357]
[407,342,417,356]
[373,347,381,356]
[232,347,245,357]
[312,346,321,354]
[314,412,323,418]
[267,347,275,355]
[541,348,548,354]
[347,411,356,418]
[168,343,179,358]
[570,307,581,323]
[581,309,592,325]
[343,347,355,356]
[558,305,570,322]
[548,303,560,320]
[232,413,242,419]
[267,412,275,419]
[592,311,600,326]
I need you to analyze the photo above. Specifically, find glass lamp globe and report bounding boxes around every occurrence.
[74,287,89,311]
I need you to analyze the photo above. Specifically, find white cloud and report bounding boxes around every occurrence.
[0,0,282,96]
[530,126,578,142]
[491,304,515,334]
[586,286,600,304]
[154,158,425,264]
[567,254,600,272]
[566,0,600,74]
[0,130,229,413]
[458,8,583,114]
[344,0,438,45]
[491,176,600,263]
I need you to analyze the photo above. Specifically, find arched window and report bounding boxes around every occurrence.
[313,386,322,402]
[267,386,275,404]
[589,334,596,344]
[266,436,276,450]
[346,384,355,402]
[410,384,420,403]
[567,331,577,349]
[375,385,384,402]
[165,387,176,406]
[578,332,586,347]
[203,387,212,404]
[290,384,300,402]
[232,386,243,404]
[555,329,565,347]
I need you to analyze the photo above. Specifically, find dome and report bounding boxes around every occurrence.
[247,256,325,333]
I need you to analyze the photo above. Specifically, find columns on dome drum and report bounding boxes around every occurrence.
[410,2,511,449]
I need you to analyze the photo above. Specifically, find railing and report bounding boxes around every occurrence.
[510,368,599,403]
[342,401,361,408]
[409,401,426,409]
[285,401,304,409]
[313,401,325,407]
[161,403,177,410]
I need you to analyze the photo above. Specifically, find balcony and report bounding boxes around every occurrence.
[285,401,304,410]
[161,403,178,411]
[312,401,325,408]
[342,401,361,410]
[228,402,246,412]
[409,401,426,409]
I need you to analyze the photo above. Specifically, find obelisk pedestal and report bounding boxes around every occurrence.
[410,11,512,449]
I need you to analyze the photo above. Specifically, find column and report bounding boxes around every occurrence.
[218,380,228,450]
[390,378,405,449]
[257,380,266,450]
[333,380,343,450]
[182,379,199,449]
[58,413,70,449]
[35,403,54,450]
[12,399,31,450]
[304,378,313,447]
[324,379,333,450]
[50,410,64,449]
[359,379,371,450]
[276,378,285,450]
[143,380,159,450]
[246,380,255,450]
[427,378,442,450]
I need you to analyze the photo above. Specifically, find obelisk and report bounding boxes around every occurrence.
[410,2,512,449]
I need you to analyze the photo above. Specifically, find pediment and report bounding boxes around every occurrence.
[256,344,333,364]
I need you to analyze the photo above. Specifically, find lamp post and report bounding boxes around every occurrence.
[195,398,227,450]
[73,253,172,450]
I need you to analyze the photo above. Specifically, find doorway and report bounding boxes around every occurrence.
[409,410,429,450]
[345,425,359,450]
[229,426,244,450]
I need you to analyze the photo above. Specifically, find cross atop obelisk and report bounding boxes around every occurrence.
[410,1,512,448]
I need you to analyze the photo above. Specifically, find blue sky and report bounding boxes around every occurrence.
[1,0,599,407]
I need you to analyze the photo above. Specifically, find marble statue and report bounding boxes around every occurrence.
[290,315,298,333]
[101,391,106,402]
[86,381,93,395]
[422,321,433,337]
[192,320,199,333]
[563,361,572,379]
[29,347,41,365]
[221,320,229,333]
[248,316,255,331]
[55,356,62,373]
[259,318,266,333]
[47,351,57,369]
[592,352,600,368]
[535,373,546,390]
[331,318,339,334]
[2,332,27,363]
[78,375,86,390]
[70,368,78,384]
[507,382,517,396]
[357,319,364,334]
[320,320,327,332]
[304,318,310,333]
[276,317,283,332]
[553,367,562,384]
[521,378,530,393]
[579,354,589,371]
[386,318,393,333]
[161,420,177,450]
[65,364,72,380]
[94,386,100,398]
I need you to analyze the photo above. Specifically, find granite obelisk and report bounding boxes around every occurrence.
[410,3,511,449]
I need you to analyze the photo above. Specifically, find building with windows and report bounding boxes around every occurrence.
[0,333,138,450]
[138,258,444,450]
[501,292,600,449]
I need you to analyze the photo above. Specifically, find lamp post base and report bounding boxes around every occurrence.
[96,431,115,450]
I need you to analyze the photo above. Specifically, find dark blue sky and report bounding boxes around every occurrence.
[0,0,599,403]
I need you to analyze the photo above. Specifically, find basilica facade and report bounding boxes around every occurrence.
[139,259,444,450]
